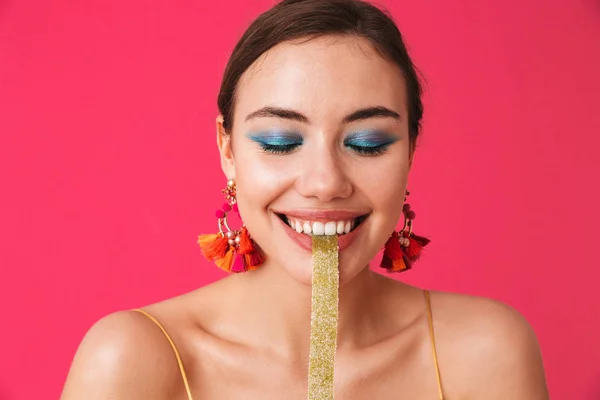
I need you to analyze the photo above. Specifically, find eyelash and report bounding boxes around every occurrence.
[345,143,390,156]
[258,143,302,154]
[258,142,390,156]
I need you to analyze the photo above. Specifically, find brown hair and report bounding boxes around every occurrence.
[218,0,424,143]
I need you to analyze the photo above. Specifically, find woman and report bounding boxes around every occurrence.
[61,0,549,398]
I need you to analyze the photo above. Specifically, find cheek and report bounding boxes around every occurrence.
[355,157,409,207]
[230,146,290,227]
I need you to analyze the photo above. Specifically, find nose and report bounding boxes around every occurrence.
[295,147,353,202]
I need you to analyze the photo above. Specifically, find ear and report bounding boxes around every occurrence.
[216,115,235,179]
[408,140,416,171]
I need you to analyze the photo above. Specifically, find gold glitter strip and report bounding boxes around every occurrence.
[308,235,339,400]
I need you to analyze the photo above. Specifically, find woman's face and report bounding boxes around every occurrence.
[218,35,412,286]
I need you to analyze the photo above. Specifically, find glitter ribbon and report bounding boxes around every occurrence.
[308,235,339,400]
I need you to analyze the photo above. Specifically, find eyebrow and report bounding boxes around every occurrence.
[244,106,401,124]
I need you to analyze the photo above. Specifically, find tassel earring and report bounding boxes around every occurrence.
[380,190,430,273]
[197,179,265,273]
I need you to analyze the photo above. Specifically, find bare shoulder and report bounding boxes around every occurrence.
[428,291,549,400]
[61,309,185,400]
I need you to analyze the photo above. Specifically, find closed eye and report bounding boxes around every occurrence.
[257,142,301,154]
[345,143,391,156]
[343,130,399,156]
[248,131,303,154]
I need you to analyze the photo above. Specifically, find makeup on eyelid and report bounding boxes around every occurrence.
[248,129,398,144]
[247,131,304,146]
[246,129,399,154]
[343,130,399,148]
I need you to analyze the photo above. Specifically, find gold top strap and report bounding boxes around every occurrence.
[424,290,444,400]
[132,309,194,400]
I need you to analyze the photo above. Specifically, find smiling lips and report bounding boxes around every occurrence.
[285,218,354,235]
[275,210,369,252]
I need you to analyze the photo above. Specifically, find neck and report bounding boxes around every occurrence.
[219,260,393,363]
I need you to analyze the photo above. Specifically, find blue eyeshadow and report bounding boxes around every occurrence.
[247,131,303,146]
[344,130,399,147]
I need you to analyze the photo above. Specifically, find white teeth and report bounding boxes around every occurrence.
[312,221,324,235]
[303,222,312,235]
[284,215,362,236]
[324,221,337,235]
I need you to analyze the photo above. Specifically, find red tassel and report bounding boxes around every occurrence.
[245,250,265,270]
[405,234,430,261]
[411,234,430,247]
[238,227,256,255]
[214,247,235,272]
[197,233,228,261]
[404,255,413,270]
[380,253,393,271]
[384,231,404,259]
[381,231,405,271]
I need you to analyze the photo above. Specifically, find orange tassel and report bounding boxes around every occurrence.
[214,247,235,272]
[391,255,411,272]
[238,227,256,255]
[197,233,228,261]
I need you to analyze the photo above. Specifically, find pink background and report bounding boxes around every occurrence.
[1,0,599,398]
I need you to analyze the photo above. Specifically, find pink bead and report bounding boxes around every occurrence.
[215,210,225,218]
[222,203,232,212]
[406,210,416,220]
[232,203,239,213]
[403,203,411,212]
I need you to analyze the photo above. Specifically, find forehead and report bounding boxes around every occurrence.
[235,35,408,124]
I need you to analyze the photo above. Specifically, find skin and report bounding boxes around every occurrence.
[61,35,549,399]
